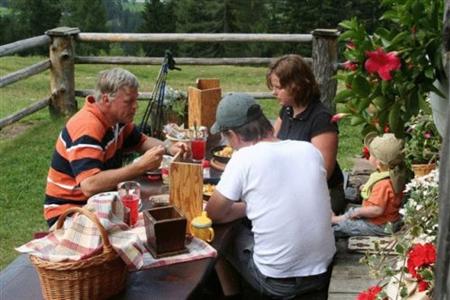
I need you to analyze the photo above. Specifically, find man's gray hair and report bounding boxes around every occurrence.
[94,68,139,101]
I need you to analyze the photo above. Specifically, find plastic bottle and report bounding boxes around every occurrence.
[202,160,211,179]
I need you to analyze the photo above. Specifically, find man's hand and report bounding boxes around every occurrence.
[169,141,191,160]
[136,145,165,172]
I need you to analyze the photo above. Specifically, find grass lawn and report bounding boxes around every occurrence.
[0,56,362,269]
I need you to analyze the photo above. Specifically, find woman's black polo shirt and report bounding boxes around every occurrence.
[277,99,344,188]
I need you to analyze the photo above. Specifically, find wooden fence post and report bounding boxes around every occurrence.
[312,29,339,114]
[46,27,80,117]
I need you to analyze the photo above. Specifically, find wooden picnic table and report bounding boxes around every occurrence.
[0,175,235,300]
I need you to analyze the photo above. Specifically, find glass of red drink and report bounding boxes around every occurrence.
[191,138,206,162]
[117,181,141,226]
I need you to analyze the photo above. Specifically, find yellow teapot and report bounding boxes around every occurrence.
[190,211,214,243]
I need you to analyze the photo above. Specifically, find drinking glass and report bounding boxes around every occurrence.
[191,138,206,162]
[117,181,141,226]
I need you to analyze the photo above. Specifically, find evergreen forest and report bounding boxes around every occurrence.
[0,0,383,57]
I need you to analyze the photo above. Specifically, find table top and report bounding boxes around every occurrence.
[0,176,236,299]
[0,219,235,300]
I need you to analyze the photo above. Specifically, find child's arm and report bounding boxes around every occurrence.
[349,205,384,219]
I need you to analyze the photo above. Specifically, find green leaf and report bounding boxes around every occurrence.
[374,27,391,40]
[389,31,409,47]
[338,30,355,42]
[388,103,403,136]
[350,115,365,126]
[425,68,435,79]
[352,76,371,98]
[412,1,425,19]
[373,96,388,110]
[395,242,405,255]
[378,109,390,125]
[400,286,408,298]
[357,97,372,112]
[338,19,355,30]
[421,268,434,281]
[334,89,354,103]
[362,124,379,136]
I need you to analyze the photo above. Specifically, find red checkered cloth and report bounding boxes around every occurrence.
[16,192,217,270]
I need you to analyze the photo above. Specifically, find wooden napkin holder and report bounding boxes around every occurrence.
[143,205,188,258]
[169,157,203,235]
[188,78,222,129]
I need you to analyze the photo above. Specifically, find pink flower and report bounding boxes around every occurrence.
[424,132,431,139]
[346,41,356,50]
[343,60,358,71]
[364,48,401,80]
[357,285,383,300]
[331,113,349,123]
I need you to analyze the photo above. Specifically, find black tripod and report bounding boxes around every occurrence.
[139,50,181,139]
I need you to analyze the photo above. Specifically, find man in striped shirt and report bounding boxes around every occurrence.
[44,68,187,226]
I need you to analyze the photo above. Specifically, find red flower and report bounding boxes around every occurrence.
[364,48,401,81]
[417,280,429,292]
[331,113,349,123]
[362,146,370,159]
[343,60,358,71]
[384,125,390,133]
[407,243,436,278]
[357,285,383,300]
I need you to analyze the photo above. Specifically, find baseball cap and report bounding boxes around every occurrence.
[364,133,404,165]
[210,93,263,134]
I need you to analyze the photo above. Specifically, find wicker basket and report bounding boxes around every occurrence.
[30,207,128,300]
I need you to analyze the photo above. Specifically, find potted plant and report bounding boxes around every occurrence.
[404,110,442,177]
[359,170,439,299]
[163,86,187,125]
[335,0,445,138]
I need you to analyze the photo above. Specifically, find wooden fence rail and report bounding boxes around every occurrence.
[75,89,274,100]
[77,33,313,43]
[75,56,314,66]
[0,97,50,128]
[0,28,338,129]
[0,35,51,57]
[0,60,51,88]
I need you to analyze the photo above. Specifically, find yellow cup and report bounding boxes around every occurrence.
[190,211,215,243]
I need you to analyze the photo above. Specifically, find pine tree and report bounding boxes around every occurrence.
[140,0,176,56]
[8,0,61,53]
[60,0,109,54]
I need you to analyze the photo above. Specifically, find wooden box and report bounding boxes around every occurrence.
[143,206,188,258]
[188,79,222,129]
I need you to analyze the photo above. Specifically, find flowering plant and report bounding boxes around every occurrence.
[161,86,187,124]
[335,0,445,138]
[360,170,439,299]
[404,110,442,165]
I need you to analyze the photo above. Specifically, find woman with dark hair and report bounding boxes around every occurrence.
[267,54,346,215]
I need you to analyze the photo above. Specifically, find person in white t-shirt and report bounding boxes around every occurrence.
[205,93,336,299]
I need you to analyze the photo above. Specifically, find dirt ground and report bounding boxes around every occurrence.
[0,121,37,140]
